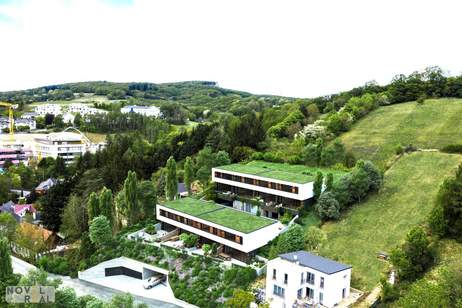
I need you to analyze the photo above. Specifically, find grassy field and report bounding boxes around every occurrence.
[319,152,461,291]
[340,98,462,168]
[84,132,107,143]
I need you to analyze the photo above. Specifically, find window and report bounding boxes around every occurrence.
[300,273,304,284]
[272,269,276,280]
[342,288,346,298]
[306,287,314,299]
[273,285,285,298]
[307,272,315,284]
[297,288,303,299]
[319,292,324,304]
[320,277,324,289]
[284,273,288,284]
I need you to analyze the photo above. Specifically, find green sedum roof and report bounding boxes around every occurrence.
[215,160,346,184]
[160,197,276,234]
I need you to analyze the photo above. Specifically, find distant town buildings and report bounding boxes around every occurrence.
[0,147,31,167]
[34,104,62,116]
[265,251,352,308]
[120,105,161,117]
[67,103,108,116]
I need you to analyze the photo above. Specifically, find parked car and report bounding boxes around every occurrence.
[143,276,163,289]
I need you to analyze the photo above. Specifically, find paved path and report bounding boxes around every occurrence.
[11,256,183,308]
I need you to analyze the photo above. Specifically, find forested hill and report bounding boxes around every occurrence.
[0,80,296,112]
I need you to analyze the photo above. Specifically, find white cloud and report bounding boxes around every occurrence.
[1,0,462,97]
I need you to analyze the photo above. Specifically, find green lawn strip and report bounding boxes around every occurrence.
[216,160,345,184]
[340,98,462,168]
[319,152,461,291]
[162,197,275,233]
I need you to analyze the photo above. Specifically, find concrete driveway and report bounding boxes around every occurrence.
[11,256,184,308]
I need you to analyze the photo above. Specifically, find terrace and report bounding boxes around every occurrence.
[160,197,276,234]
[215,160,345,184]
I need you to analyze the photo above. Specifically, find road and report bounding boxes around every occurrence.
[11,256,183,308]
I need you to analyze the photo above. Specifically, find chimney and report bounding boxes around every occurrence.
[293,254,299,264]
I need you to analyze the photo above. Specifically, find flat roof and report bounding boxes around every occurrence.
[280,251,351,274]
[215,161,345,184]
[160,197,276,234]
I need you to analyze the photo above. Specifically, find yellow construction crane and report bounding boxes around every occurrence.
[0,102,17,144]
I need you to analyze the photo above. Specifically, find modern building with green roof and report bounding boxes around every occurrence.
[156,198,284,261]
[212,161,345,219]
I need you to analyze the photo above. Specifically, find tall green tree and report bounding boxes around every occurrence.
[99,187,114,229]
[270,224,305,259]
[184,156,194,195]
[165,156,178,200]
[60,194,88,241]
[313,171,323,199]
[87,192,100,223]
[138,180,157,220]
[0,237,13,281]
[124,171,139,225]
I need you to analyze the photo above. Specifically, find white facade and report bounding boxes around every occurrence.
[212,168,315,201]
[34,104,62,116]
[156,204,283,253]
[15,118,36,130]
[67,103,108,116]
[62,113,75,124]
[266,252,351,308]
[33,132,88,164]
[121,105,161,117]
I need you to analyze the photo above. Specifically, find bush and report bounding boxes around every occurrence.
[279,212,292,225]
[179,233,199,248]
[441,144,462,154]
[315,192,340,220]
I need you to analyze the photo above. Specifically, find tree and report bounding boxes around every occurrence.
[87,192,100,223]
[179,233,199,248]
[60,194,88,241]
[0,174,11,203]
[138,180,157,220]
[184,156,194,195]
[270,224,305,259]
[89,216,112,248]
[165,156,178,200]
[225,289,255,308]
[359,160,382,192]
[390,226,435,281]
[99,187,114,229]
[429,166,462,239]
[325,173,334,192]
[53,156,67,178]
[0,213,17,241]
[304,226,326,251]
[313,171,323,199]
[41,180,73,231]
[0,237,13,281]
[202,243,211,256]
[397,278,449,308]
[124,171,139,225]
[315,192,340,220]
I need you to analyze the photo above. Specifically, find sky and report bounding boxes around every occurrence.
[1,0,462,98]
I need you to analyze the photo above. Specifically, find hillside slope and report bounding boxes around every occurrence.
[320,152,461,290]
[340,98,462,168]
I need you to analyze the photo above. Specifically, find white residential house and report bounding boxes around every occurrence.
[266,251,351,308]
[67,103,107,116]
[33,132,89,164]
[62,113,75,124]
[121,105,161,117]
[21,112,38,120]
[34,104,62,116]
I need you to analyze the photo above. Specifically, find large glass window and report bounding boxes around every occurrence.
[273,285,285,298]
[307,272,315,284]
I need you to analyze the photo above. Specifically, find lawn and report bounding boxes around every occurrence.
[84,132,107,143]
[161,197,276,233]
[216,160,346,184]
[340,98,462,169]
[319,152,461,291]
